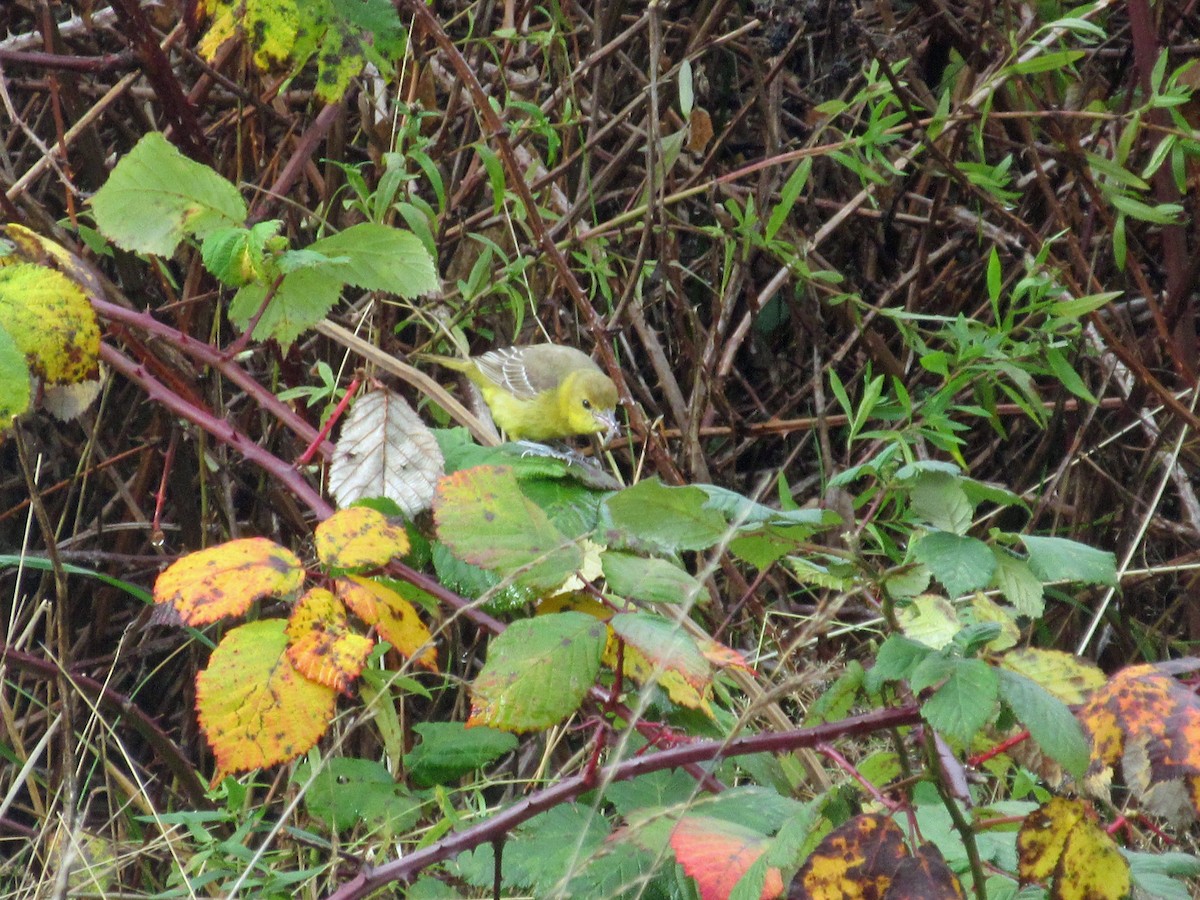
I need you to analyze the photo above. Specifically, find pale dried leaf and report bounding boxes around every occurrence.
[329,388,443,516]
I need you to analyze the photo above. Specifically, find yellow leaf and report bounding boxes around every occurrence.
[286,587,373,694]
[338,576,438,671]
[0,262,100,385]
[793,813,909,898]
[197,619,336,781]
[315,506,410,570]
[604,614,714,714]
[1017,797,1129,900]
[1000,648,1105,705]
[154,537,304,626]
[1017,796,1083,882]
[199,0,297,69]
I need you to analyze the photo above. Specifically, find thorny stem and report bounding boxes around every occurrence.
[924,728,987,900]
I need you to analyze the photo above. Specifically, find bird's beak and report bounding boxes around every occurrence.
[595,408,620,443]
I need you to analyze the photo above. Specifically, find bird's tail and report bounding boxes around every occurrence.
[410,350,472,373]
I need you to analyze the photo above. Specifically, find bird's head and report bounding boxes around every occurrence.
[560,369,620,440]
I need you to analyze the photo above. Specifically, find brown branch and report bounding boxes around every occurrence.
[324,703,922,898]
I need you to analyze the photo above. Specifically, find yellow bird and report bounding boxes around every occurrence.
[419,344,620,442]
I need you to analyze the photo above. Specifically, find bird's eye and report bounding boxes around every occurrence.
[581,398,592,409]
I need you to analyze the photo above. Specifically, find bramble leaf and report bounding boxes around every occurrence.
[790,813,908,897]
[196,619,336,780]
[285,587,373,694]
[670,815,783,900]
[602,479,729,553]
[913,531,996,598]
[90,132,247,255]
[1017,797,1129,898]
[337,575,437,671]
[435,465,583,592]
[601,551,704,604]
[607,612,714,713]
[154,537,304,626]
[315,506,410,570]
[468,612,606,732]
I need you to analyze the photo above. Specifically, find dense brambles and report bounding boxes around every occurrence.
[3,1,1200,897]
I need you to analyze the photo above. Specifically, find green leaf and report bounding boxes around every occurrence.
[909,470,974,535]
[1045,347,1096,403]
[430,541,532,613]
[227,264,343,347]
[1007,49,1084,75]
[921,658,998,744]
[1020,534,1117,585]
[896,594,962,649]
[728,530,800,569]
[434,466,584,593]
[403,722,518,787]
[1113,213,1127,269]
[1106,192,1182,224]
[511,805,612,894]
[468,612,606,731]
[606,770,702,817]
[909,652,958,695]
[766,159,812,242]
[996,668,1088,779]
[865,635,932,694]
[517,475,605,539]
[804,662,864,726]
[201,221,280,287]
[1051,291,1122,319]
[992,548,1045,617]
[913,532,996,598]
[0,322,31,427]
[986,246,1002,305]
[678,57,694,117]
[602,479,729,553]
[90,132,247,255]
[609,612,713,707]
[602,551,704,604]
[307,222,437,297]
[295,756,422,832]
[958,477,1025,511]
[883,562,932,599]
[696,483,840,530]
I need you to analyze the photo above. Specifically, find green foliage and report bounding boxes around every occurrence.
[294,756,423,833]
[89,133,437,347]
[22,2,1200,898]
[404,722,518,787]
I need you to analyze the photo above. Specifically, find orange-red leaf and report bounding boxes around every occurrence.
[337,575,438,671]
[285,587,373,694]
[196,618,336,781]
[694,635,754,673]
[1079,662,1200,820]
[314,506,409,570]
[670,815,783,900]
[790,813,908,899]
[154,537,304,625]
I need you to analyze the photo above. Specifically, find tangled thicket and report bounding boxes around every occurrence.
[3,0,1200,895]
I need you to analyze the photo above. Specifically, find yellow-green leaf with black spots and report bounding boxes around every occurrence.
[314,506,409,570]
[0,262,100,386]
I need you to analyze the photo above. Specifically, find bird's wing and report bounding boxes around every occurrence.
[472,347,544,399]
